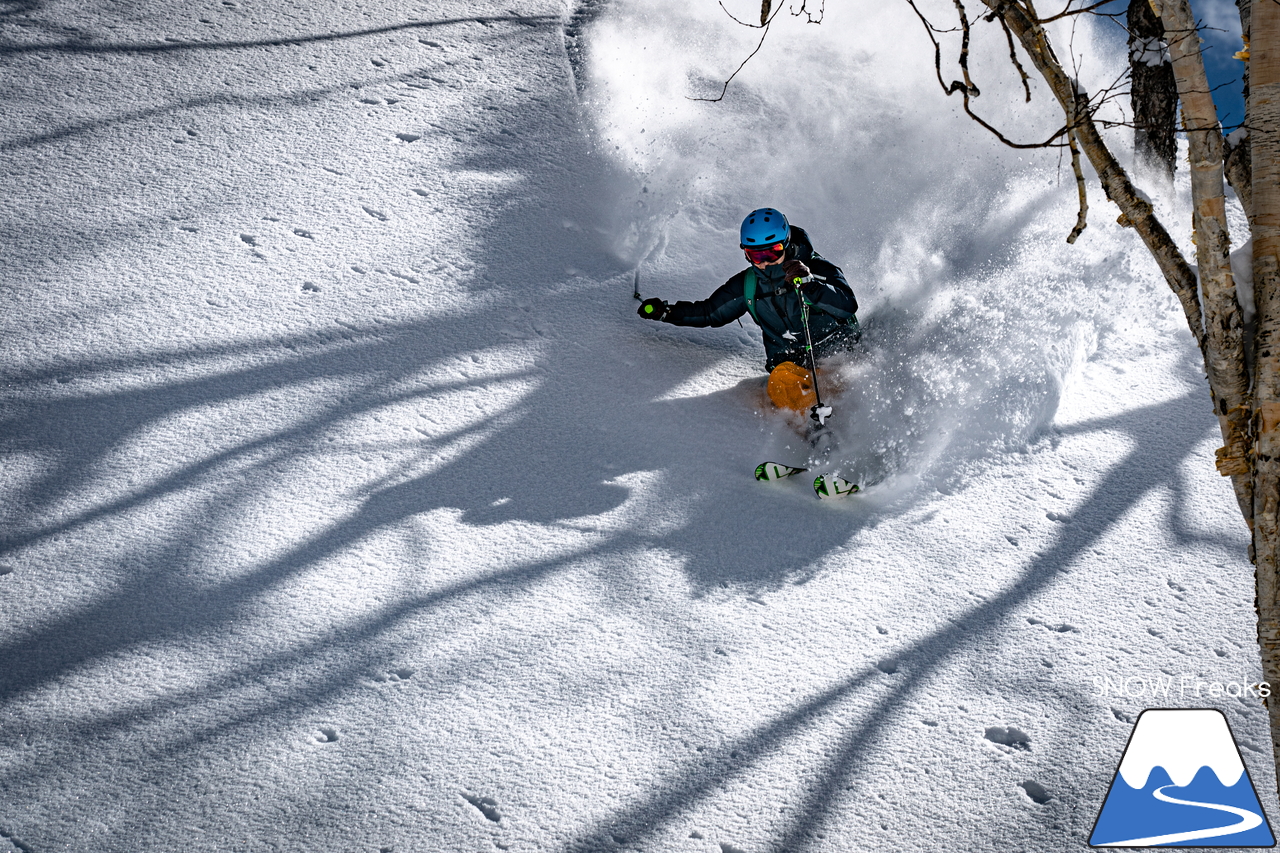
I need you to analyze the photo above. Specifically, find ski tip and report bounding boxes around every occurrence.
[756,461,808,482]
[813,474,860,499]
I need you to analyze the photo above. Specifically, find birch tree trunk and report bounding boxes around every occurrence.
[1153,0,1253,524]
[1249,0,1280,780]
[1129,0,1178,180]
[1225,0,1253,219]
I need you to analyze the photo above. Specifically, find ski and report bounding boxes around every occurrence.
[813,473,860,499]
[755,461,809,482]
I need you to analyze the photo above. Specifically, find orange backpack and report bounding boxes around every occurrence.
[767,360,816,412]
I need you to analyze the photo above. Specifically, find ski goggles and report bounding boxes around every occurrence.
[742,242,786,264]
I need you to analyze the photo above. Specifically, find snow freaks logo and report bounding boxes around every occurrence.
[1093,674,1270,700]
[1089,709,1275,847]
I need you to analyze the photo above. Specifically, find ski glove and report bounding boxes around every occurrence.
[638,298,670,321]
[783,260,825,302]
[782,259,811,284]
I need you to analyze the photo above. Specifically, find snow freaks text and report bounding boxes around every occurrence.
[1093,675,1271,700]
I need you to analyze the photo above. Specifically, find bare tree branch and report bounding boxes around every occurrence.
[905,0,1070,148]
[991,5,1033,101]
[717,0,765,28]
[1037,0,1116,25]
[690,9,780,102]
[792,0,825,24]
[1066,101,1088,243]
[953,0,981,97]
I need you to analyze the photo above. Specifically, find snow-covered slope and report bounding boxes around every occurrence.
[0,1,1270,851]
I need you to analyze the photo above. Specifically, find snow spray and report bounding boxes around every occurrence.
[581,0,1198,487]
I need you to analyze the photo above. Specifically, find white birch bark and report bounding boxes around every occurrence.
[1248,0,1280,780]
[1152,0,1252,521]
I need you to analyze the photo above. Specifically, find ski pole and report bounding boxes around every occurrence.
[793,274,832,427]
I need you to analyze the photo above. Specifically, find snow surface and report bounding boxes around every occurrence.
[0,0,1273,851]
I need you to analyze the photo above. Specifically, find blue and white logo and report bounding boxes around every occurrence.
[1090,708,1275,847]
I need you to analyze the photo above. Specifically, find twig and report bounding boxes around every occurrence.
[1037,0,1115,24]
[792,0,825,24]
[953,0,981,97]
[689,15,776,102]
[717,0,764,28]
[1066,117,1089,243]
[992,5,1032,101]
[905,0,1068,148]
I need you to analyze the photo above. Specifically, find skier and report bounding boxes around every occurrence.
[637,208,860,413]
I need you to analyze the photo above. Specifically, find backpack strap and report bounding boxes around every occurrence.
[743,268,759,324]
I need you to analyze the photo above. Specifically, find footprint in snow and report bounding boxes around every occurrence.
[462,793,501,822]
[1111,707,1136,724]
[984,725,1031,751]
[1026,617,1079,634]
[1020,780,1052,804]
[312,727,339,744]
[373,667,415,683]
[1,828,31,853]
[362,206,390,222]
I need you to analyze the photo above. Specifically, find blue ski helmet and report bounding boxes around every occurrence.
[740,208,790,247]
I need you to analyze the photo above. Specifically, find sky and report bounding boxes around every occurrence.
[1096,0,1249,128]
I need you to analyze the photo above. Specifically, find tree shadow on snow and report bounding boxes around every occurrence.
[550,385,1239,852]
[0,21,874,824]
[0,6,1248,849]
[0,29,554,155]
[0,13,560,56]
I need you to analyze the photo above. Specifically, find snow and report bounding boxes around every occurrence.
[1129,36,1171,68]
[0,1,1272,851]
[1232,236,1255,326]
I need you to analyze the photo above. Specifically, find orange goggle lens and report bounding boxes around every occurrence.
[743,243,786,264]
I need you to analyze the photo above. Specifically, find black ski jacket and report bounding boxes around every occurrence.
[663,226,859,371]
